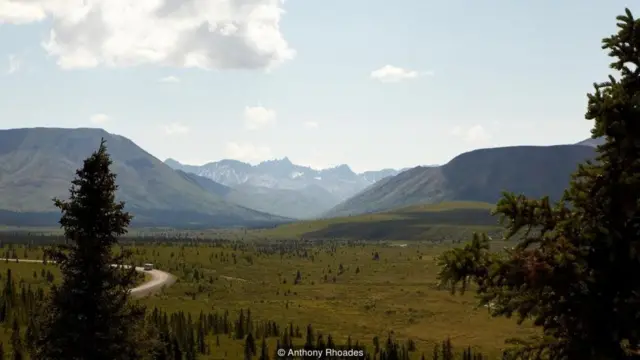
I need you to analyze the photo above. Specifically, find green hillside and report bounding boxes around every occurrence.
[253,201,500,241]
[0,128,288,227]
[325,144,595,217]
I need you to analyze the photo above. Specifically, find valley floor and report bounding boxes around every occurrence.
[0,238,536,359]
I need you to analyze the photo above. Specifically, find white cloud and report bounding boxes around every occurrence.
[225,141,272,162]
[1,0,296,70]
[163,122,190,135]
[0,1,46,24]
[450,124,491,144]
[89,113,110,124]
[158,75,180,83]
[370,65,432,83]
[244,106,276,130]
[7,54,20,74]
[303,121,318,128]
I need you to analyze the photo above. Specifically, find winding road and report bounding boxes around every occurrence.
[0,259,176,299]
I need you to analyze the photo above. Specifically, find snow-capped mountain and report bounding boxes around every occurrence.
[165,157,399,201]
[165,159,252,185]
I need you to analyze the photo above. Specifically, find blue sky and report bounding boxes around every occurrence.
[0,0,636,172]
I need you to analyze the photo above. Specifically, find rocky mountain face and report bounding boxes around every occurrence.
[165,158,400,203]
[176,170,342,219]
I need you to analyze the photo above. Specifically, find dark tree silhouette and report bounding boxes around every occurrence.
[437,8,640,360]
[31,139,148,360]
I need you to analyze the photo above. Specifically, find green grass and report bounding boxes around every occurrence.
[0,260,61,287]
[108,240,538,357]
[252,201,499,241]
[0,239,534,359]
[0,202,501,242]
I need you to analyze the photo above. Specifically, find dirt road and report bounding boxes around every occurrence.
[0,259,176,298]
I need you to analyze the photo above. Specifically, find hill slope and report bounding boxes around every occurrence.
[253,201,500,241]
[575,136,605,147]
[325,145,596,217]
[0,128,288,227]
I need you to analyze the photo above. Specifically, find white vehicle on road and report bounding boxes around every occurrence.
[143,263,153,271]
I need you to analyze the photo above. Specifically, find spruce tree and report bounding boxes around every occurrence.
[10,318,22,360]
[259,336,269,360]
[327,334,335,349]
[437,8,640,359]
[237,310,246,339]
[245,333,256,360]
[30,139,148,360]
[373,336,380,355]
[304,324,315,350]
[316,334,325,349]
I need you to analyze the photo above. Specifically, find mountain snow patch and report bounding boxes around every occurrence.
[290,171,304,179]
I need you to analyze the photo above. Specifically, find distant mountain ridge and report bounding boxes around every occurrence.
[0,128,289,227]
[0,127,604,227]
[575,136,605,147]
[164,158,405,218]
[175,170,341,219]
[324,143,597,218]
[165,158,402,200]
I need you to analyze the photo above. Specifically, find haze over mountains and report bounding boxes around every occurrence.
[0,128,288,228]
[0,127,602,228]
[164,158,405,218]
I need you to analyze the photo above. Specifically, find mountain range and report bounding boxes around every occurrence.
[0,128,288,228]
[323,144,596,217]
[164,158,404,218]
[0,126,603,228]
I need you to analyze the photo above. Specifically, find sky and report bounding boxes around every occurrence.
[0,0,637,173]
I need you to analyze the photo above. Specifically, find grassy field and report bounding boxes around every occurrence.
[0,202,531,359]
[0,201,502,243]
[251,201,500,241]
[0,238,535,359]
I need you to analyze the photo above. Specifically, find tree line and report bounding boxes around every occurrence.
[0,265,491,359]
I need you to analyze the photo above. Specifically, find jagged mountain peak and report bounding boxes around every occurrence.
[321,164,355,176]
[164,157,398,201]
[256,157,295,169]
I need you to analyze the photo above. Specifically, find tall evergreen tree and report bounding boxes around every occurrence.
[10,318,23,360]
[30,139,148,360]
[437,8,640,359]
[304,324,315,349]
[245,333,256,360]
[259,336,269,360]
